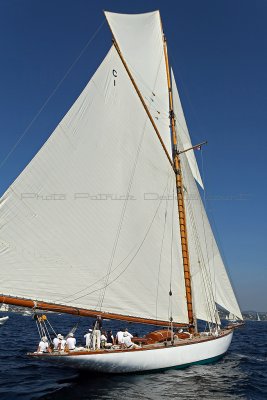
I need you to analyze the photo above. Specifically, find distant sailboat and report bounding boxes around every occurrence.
[228,312,237,322]
[0,303,9,326]
[0,10,243,373]
[0,303,9,312]
[225,312,244,329]
[257,313,261,321]
[0,316,9,326]
[22,310,32,317]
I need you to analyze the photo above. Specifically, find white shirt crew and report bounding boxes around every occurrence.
[116,331,124,344]
[38,340,48,352]
[66,337,76,350]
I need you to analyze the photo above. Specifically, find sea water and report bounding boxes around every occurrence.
[0,313,266,399]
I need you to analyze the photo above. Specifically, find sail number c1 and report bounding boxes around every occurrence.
[113,69,118,86]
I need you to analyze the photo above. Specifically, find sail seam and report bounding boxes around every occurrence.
[96,114,150,311]
[60,176,174,313]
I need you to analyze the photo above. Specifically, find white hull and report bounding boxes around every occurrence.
[34,331,233,373]
[0,316,9,325]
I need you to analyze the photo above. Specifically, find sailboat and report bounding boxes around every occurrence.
[0,303,9,312]
[0,303,9,325]
[0,316,9,326]
[22,310,32,317]
[227,312,237,322]
[257,313,261,321]
[0,11,243,373]
[225,312,244,329]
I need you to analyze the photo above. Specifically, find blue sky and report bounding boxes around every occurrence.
[0,0,266,312]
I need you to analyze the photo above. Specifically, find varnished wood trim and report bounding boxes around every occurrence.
[0,295,187,328]
[161,27,194,330]
[29,330,233,357]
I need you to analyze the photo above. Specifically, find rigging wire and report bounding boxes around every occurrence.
[186,191,215,327]
[199,149,220,327]
[127,47,169,118]
[200,148,217,316]
[53,176,173,306]
[169,53,220,329]
[180,152,218,328]
[45,317,58,338]
[35,315,53,343]
[67,174,173,305]
[96,113,151,311]
[169,52,208,145]
[155,176,171,323]
[0,18,105,172]
[96,47,176,311]
[35,319,42,340]
[166,182,176,342]
[169,182,176,317]
[198,151,218,323]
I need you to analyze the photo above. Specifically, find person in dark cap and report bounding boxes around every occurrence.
[107,330,115,346]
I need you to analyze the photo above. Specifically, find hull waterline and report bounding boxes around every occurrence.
[30,330,233,373]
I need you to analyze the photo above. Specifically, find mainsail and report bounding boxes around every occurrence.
[0,11,242,327]
[0,44,188,324]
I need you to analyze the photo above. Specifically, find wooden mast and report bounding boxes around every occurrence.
[162,33,195,332]
[106,12,195,331]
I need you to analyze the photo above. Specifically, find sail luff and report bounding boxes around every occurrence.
[161,32,194,330]
[0,295,187,327]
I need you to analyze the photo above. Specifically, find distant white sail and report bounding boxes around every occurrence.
[227,313,237,322]
[0,303,9,312]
